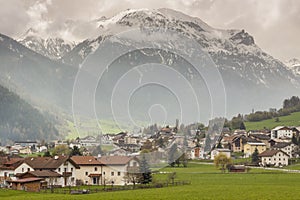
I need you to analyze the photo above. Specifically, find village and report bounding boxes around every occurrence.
[1,122,300,192]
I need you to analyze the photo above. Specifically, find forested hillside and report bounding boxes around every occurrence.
[0,84,59,144]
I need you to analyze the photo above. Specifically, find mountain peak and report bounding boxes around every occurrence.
[17,28,76,60]
[285,58,300,76]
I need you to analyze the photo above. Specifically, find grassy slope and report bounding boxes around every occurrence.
[64,118,150,140]
[2,163,300,200]
[245,111,300,130]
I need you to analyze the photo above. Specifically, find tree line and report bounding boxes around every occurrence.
[0,84,59,144]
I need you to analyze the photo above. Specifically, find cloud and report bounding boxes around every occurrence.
[0,0,299,60]
[26,0,52,33]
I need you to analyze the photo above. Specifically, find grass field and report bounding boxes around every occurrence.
[2,163,300,200]
[245,111,300,130]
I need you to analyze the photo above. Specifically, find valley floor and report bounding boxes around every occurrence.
[1,163,300,200]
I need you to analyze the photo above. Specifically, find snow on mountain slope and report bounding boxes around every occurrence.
[63,8,299,88]
[285,58,300,76]
[18,28,76,60]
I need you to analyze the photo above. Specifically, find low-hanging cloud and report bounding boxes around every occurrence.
[0,0,299,61]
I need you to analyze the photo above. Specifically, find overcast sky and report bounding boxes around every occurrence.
[0,0,299,61]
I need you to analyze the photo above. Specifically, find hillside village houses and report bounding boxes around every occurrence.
[1,124,300,191]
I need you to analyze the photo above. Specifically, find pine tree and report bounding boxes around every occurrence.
[70,146,82,156]
[139,154,152,184]
[240,122,246,130]
[251,148,259,165]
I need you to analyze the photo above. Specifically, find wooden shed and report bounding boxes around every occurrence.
[229,165,246,172]
[9,177,44,192]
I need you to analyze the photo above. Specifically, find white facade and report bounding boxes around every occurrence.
[271,126,293,139]
[54,161,77,187]
[273,143,295,158]
[211,149,231,160]
[102,159,139,185]
[75,165,101,185]
[14,163,34,174]
[260,151,289,167]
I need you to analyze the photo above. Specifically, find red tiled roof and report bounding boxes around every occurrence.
[70,156,102,165]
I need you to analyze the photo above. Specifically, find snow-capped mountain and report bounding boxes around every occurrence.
[285,58,300,76]
[62,8,300,116]
[1,8,300,121]
[18,28,76,60]
[63,8,299,87]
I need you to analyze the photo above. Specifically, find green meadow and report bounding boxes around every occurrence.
[245,111,300,130]
[2,163,300,200]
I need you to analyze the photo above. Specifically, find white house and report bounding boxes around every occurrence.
[272,142,296,158]
[99,156,140,185]
[190,147,201,159]
[271,126,293,139]
[23,156,78,187]
[259,150,289,167]
[70,156,103,185]
[210,148,231,160]
[0,157,28,184]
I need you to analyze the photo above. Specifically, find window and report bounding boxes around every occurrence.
[27,168,30,172]
[103,171,105,175]
[118,172,121,176]
[95,167,98,171]
[111,172,114,176]
[22,168,24,172]
[71,168,73,172]
[133,162,137,167]
[86,172,88,176]
[58,168,61,172]
[64,168,67,172]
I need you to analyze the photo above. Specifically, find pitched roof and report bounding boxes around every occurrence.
[98,156,137,165]
[17,170,62,178]
[0,157,24,170]
[250,134,271,140]
[24,156,69,169]
[272,126,291,131]
[70,156,102,165]
[9,177,44,183]
[272,142,292,149]
[258,150,288,157]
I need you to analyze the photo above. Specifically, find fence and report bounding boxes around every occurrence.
[41,180,191,195]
